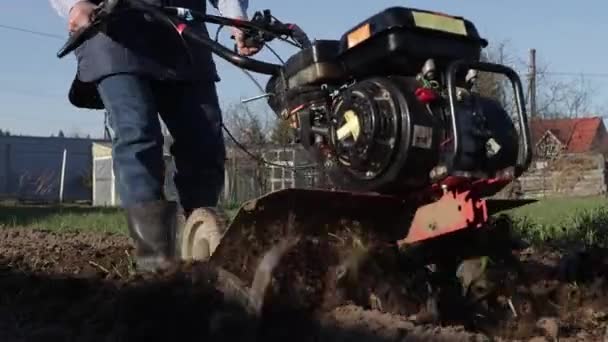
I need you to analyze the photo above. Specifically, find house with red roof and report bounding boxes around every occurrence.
[530,116,608,159]
[506,116,608,198]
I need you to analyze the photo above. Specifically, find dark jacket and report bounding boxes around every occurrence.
[68,0,219,109]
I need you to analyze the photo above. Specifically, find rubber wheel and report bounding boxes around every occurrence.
[180,207,229,262]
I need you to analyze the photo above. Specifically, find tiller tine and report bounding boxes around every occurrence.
[210,188,411,284]
[208,183,535,317]
[208,188,413,316]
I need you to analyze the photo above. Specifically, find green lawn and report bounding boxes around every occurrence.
[1,195,607,247]
[503,196,608,227]
[0,201,241,235]
[501,195,608,248]
[0,203,127,234]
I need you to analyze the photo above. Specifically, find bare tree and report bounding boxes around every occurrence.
[476,40,519,113]
[270,119,295,145]
[222,101,273,197]
[223,102,270,148]
[535,74,596,118]
[476,40,601,119]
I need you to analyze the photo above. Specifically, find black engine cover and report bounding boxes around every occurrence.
[338,7,487,78]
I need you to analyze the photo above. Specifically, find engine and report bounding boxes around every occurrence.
[265,7,531,196]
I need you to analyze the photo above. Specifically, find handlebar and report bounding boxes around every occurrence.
[57,0,311,76]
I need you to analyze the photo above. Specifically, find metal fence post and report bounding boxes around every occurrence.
[59,148,67,203]
[4,144,10,197]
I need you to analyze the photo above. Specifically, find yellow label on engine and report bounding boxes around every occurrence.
[347,23,371,48]
[412,11,467,36]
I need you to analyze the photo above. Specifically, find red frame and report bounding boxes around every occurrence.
[397,175,512,247]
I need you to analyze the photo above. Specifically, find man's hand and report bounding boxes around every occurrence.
[231,17,261,56]
[234,29,260,56]
[68,1,97,33]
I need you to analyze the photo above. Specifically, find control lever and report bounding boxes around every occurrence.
[230,9,311,51]
[287,23,311,49]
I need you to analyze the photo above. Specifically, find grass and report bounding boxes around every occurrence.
[1,195,607,248]
[220,200,242,221]
[0,200,243,235]
[502,196,608,227]
[0,203,127,234]
[501,195,608,248]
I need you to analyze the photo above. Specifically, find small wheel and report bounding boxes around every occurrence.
[180,207,228,262]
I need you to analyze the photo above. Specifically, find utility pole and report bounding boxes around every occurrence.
[529,48,537,118]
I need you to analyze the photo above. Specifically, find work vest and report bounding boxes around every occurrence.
[69,0,219,109]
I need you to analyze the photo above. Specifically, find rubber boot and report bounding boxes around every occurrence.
[126,200,178,273]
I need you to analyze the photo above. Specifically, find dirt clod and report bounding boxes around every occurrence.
[528,337,549,342]
[535,317,559,338]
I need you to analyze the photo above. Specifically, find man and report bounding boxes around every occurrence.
[50,0,260,272]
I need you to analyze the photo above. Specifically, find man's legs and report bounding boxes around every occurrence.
[97,73,177,271]
[153,79,226,215]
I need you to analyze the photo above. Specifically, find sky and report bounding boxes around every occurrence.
[0,0,606,138]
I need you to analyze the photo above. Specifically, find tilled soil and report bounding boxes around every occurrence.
[0,228,607,342]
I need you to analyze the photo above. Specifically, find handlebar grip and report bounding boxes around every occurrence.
[57,27,89,58]
[57,0,120,58]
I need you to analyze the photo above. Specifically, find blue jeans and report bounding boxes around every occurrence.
[96,73,226,211]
